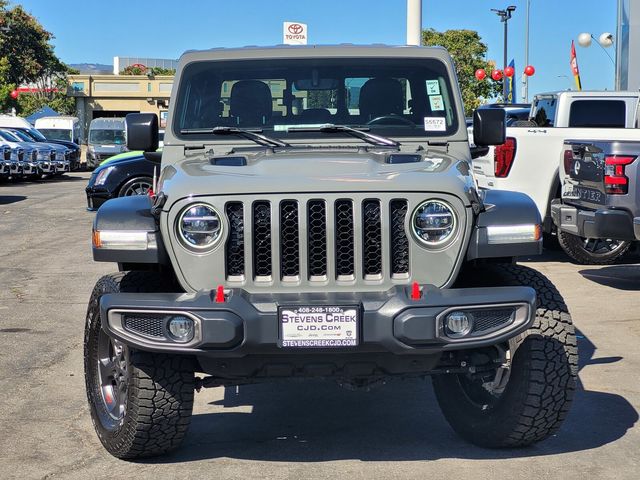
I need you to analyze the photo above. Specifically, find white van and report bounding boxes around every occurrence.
[87,117,127,168]
[35,116,81,144]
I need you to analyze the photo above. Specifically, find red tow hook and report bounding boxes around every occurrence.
[214,285,226,303]
[410,281,422,300]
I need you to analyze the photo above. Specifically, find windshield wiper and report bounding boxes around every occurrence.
[288,124,400,148]
[180,126,290,148]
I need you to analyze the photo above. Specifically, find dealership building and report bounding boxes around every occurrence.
[68,57,177,141]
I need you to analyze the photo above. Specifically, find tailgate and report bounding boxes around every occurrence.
[562,142,607,207]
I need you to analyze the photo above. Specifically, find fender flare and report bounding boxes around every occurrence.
[467,189,543,260]
[92,195,168,264]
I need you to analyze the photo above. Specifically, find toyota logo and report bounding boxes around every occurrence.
[574,161,581,176]
[288,23,304,34]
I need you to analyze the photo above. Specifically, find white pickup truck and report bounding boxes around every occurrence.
[472,90,640,263]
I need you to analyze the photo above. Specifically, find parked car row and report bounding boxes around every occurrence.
[0,115,82,181]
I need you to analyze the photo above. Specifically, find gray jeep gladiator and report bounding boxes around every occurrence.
[84,45,577,459]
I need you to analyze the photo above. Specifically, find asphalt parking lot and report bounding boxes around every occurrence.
[1,172,639,480]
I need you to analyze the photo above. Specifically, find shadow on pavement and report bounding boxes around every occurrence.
[0,195,26,205]
[0,174,85,187]
[579,265,640,291]
[521,246,640,266]
[142,329,637,464]
[519,248,572,264]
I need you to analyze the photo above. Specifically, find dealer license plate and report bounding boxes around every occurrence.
[279,306,359,348]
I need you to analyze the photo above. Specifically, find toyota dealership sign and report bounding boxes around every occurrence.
[283,22,308,45]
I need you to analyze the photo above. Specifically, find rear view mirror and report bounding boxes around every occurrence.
[473,109,506,146]
[293,78,339,90]
[126,113,158,152]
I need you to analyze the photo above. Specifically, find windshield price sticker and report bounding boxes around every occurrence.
[424,117,447,132]
[279,306,358,347]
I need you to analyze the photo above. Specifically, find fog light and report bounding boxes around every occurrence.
[445,311,473,338]
[167,316,194,342]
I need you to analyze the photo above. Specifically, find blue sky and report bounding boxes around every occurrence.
[17,0,617,99]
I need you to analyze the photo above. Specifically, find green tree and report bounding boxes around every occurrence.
[422,28,501,115]
[0,1,74,115]
[121,65,176,76]
[0,56,15,112]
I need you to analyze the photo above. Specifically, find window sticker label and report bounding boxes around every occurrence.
[426,80,441,95]
[424,117,447,131]
[429,95,444,111]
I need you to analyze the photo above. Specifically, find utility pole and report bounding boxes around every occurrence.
[407,0,422,46]
[492,6,517,101]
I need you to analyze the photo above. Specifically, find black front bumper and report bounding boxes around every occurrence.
[86,185,114,210]
[100,285,536,362]
[551,200,637,241]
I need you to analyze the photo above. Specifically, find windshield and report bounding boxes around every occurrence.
[19,128,47,142]
[173,57,459,141]
[531,97,557,127]
[0,130,23,142]
[89,129,126,145]
[9,129,34,142]
[39,128,72,142]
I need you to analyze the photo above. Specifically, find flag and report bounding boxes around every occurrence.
[505,59,515,104]
[570,41,582,90]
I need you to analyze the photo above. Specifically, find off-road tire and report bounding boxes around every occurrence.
[434,264,578,448]
[84,272,195,459]
[558,230,631,265]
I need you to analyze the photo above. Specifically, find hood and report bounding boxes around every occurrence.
[94,154,149,174]
[43,139,79,149]
[39,142,67,152]
[160,148,474,207]
[6,141,37,152]
[98,150,144,167]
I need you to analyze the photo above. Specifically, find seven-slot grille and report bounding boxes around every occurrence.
[224,198,410,284]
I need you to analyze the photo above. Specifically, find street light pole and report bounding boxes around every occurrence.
[492,6,517,102]
[523,0,530,102]
[406,0,422,46]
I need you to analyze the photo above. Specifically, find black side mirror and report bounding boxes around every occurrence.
[126,113,158,152]
[473,109,506,146]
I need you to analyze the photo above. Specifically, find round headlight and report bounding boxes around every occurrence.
[412,200,457,247]
[177,203,223,251]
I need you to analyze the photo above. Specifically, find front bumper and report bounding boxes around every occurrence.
[85,184,114,210]
[9,162,22,175]
[38,161,56,174]
[21,162,39,175]
[100,285,536,360]
[551,200,636,241]
[55,160,70,173]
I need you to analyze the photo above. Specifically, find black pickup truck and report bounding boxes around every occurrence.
[552,139,640,264]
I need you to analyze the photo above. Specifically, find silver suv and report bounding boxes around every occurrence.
[84,45,577,459]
